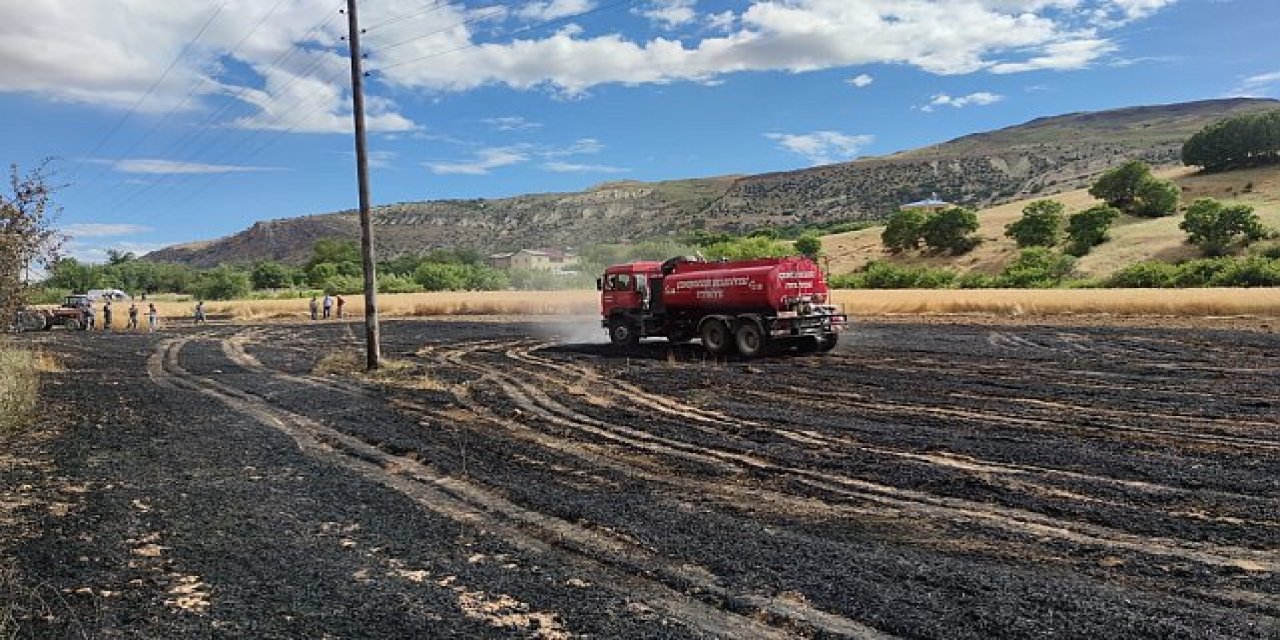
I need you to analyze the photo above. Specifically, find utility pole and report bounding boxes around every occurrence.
[343,0,381,370]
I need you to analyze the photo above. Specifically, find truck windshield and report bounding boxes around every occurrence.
[606,274,634,291]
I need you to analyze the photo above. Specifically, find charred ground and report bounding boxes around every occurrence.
[1,319,1277,638]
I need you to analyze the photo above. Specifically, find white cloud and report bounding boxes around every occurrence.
[103,159,285,175]
[372,0,1161,95]
[63,223,153,238]
[638,1,698,29]
[543,161,629,173]
[484,116,544,131]
[544,138,605,156]
[847,73,874,88]
[924,92,1004,111]
[426,148,530,175]
[65,240,168,265]
[516,0,596,21]
[1233,70,1280,96]
[765,131,874,166]
[0,1,1174,123]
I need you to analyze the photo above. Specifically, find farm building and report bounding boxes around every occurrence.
[487,248,578,270]
[900,193,952,213]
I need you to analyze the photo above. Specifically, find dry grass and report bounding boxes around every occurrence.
[143,290,599,323]
[822,165,1280,279]
[830,288,1280,317]
[0,345,41,433]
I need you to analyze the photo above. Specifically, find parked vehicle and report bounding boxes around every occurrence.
[598,256,846,358]
[13,295,92,332]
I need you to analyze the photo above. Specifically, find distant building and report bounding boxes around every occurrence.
[487,248,578,271]
[900,193,952,214]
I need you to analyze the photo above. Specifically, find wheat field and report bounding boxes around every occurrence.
[100,288,1280,326]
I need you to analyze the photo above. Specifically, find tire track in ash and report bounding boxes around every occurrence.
[208,333,889,639]
[429,339,1280,574]
[506,343,1280,533]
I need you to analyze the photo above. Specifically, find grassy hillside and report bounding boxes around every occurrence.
[821,165,1280,279]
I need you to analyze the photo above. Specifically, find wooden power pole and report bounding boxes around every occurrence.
[343,0,381,370]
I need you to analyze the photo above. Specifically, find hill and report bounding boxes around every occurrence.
[821,164,1280,278]
[145,98,1280,268]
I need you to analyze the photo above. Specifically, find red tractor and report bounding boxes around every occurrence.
[598,256,846,358]
[13,295,92,332]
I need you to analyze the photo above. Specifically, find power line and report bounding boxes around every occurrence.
[362,0,446,32]
[376,2,515,54]
[68,3,228,186]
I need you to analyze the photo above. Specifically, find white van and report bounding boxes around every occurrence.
[86,289,132,301]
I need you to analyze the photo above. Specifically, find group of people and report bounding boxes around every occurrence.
[308,294,345,321]
[80,299,160,333]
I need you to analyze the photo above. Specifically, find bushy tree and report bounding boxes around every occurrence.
[794,233,823,259]
[251,261,293,290]
[998,248,1076,288]
[1,160,65,320]
[703,236,792,260]
[1130,177,1180,218]
[1088,160,1178,218]
[1004,199,1065,248]
[920,207,980,255]
[881,209,927,252]
[413,263,470,291]
[1179,198,1266,256]
[1089,160,1151,210]
[1065,205,1121,256]
[190,266,251,300]
[465,266,510,290]
[307,262,339,287]
[1183,110,1280,171]
[307,239,360,269]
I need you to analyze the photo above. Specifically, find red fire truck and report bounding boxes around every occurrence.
[598,256,846,357]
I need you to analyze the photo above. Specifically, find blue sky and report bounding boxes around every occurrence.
[1,0,1277,262]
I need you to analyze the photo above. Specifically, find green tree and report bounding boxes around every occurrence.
[413,263,469,291]
[190,266,251,300]
[1179,198,1266,257]
[1065,205,1121,256]
[920,207,980,255]
[794,233,823,259]
[1,160,65,320]
[1089,160,1151,210]
[307,262,339,288]
[251,261,293,290]
[308,239,361,269]
[1130,177,1179,218]
[1183,110,1280,171]
[881,209,927,253]
[703,236,792,260]
[44,258,102,293]
[464,265,510,290]
[1004,199,1065,248]
[998,248,1076,288]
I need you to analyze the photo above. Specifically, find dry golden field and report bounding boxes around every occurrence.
[96,288,1280,326]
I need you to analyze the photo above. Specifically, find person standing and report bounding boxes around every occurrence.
[84,300,96,331]
[147,303,159,333]
[194,300,207,325]
[309,296,319,321]
[128,302,139,330]
[336,295,345,319]
[102,300,113,332]
[322,294,333,320]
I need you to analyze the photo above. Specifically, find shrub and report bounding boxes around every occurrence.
[1004,199,1065,248]
[377,274,423,294]
[703,236,793,260]
[1171,258,1232,287]
[794,233,823,259]
[920,208,980,255]
[321,275,363,295]
[251,261,293,290]
[1130,177,1180,218]
[997,248,1076,288]
[1088,160,1178,217]
[855,261,956,289]
[0,346,38,433]
[413,263,470,291]
[955,272,996,289]
[465,266,511,291]
[881,209,927,252]
[1208,256,1280,287]
[1179,198,1265,256]
[190,266,252,300]
[1065,205,1121,256]
[1107,261,1178,288]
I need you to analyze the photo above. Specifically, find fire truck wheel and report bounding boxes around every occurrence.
[608,317,640,346]
[734,321,766,359]
[66,319,82,331]
[700,319,732,355]
[815,332,839,352]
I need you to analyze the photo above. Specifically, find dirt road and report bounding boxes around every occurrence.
[2,319,1277,638]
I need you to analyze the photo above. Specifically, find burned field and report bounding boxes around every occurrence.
[2,319,1277,638]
